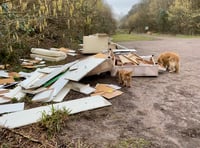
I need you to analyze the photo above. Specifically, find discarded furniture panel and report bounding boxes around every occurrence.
[68,82,95,95]
[31,48,67,57]
[0,97,10,104]
[113,49,137,54]
[0,70,9,78]
[22,87,48,95]
[20,70,45,89]
[63,56,106,81]
[48,77,69,101]
[0,103,24,114]
[30,60,78,88]
[4,86,26,100]
[52,85,71,102]
[112,64,159,77]
[87,58,113,76]
[81,33,109,54]
[32,89,54,102]
[112,53,159,77]
[50,47,77,56]
[0,95,111,129]
[30,54,66,62]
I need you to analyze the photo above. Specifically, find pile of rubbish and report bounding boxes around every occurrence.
[0,33,166,129]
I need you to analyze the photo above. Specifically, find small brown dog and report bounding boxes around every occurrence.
[117,69,132,87]
[157,52,180,73]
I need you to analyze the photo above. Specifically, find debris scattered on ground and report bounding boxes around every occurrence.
[91,83,123,99]
[0,95,111,128]
[0,34,167,130]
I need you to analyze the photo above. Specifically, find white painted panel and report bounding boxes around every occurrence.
[0,97,10,104]
[69,82,95,95]
[64,56,105,81]
[0,95,111,129]
[20,70,44,89]
[4,86,25,100]
[50,76,69,98]
[31,60,78,88]
[31,48,66,57]
[52,85,70,102]
[38,67,57,74]
[0,103,24,114]
[32,89,53,102]
[30,54,66,62]
[113,49,137,54]
[0,70,9,78]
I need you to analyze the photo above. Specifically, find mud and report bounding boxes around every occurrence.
[64,36,200,148]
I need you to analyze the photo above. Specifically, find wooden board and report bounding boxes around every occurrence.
[31,60,78,88]
[0,95,111,129]
[0,103,24,114]
[111,65,159,77]
[63,56,105,81]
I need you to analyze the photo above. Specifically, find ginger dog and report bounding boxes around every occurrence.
[117,69,132,87]
[157,52,180,73]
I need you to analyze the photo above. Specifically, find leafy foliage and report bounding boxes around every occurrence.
[120,0,200,35]
[0,0,116,65]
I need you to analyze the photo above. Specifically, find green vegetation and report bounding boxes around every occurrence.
[39,105,70,136]
[120,0,200,35]
[0,0,116,66]
[111,33,155,42]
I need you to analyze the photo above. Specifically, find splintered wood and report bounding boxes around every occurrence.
[117,53,154,66]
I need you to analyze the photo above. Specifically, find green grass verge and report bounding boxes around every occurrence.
[111,33,155,42]
[152,33,200,38]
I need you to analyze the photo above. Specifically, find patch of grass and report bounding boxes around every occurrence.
[111,33,155,42]
[39,105,70,136]
[11,98,18,103]
[109,138,151,148]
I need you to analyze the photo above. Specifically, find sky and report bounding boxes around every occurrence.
[104,0,140,19]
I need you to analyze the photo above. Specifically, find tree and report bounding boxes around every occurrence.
[0,0,117,65]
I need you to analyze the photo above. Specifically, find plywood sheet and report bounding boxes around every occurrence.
[0,95,111,129]
[92,83,123,99]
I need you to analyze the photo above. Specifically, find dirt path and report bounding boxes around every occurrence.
[64,36,200,148]
[118,36,200,148]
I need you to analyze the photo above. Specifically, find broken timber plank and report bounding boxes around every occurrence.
[0,95,111,129]
[118,55,132,64]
